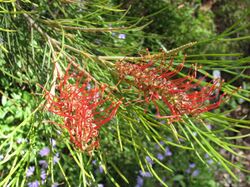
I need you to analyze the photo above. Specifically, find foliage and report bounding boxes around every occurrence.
[0,0,250,187]
[115,0,216,52]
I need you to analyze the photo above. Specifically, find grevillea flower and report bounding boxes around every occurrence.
[44,63,121,153]
[116,51,224,123]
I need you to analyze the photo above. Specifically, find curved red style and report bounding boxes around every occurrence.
[116,53,223,123]
[45,63,121,152]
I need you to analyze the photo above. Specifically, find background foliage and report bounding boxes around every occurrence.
[0,0,250,186]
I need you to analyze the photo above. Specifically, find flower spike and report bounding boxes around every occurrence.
[116,51,224,123]
[44,63,121,153]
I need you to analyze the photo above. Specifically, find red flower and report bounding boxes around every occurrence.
[45,63,121,152]
[116,52,224,123]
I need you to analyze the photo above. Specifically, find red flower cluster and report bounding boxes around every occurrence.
[116,52,223,123]
[45,63,121,152]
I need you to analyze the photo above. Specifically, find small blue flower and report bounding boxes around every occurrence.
[27,180,39,187]
[118,33,126,39]
[92,160,97,165]
[39,160,48,168]
[39,147,50,157]
[40,169,46,180]
[155,141,164,149]
[26,166,35,177]
[165,147,172,156]
[191,169,200,177]
[97,184,104,187]
[207,124,212,130]
[53,153,60,164]
[157,153,164,161]
[207,159,213,164]
[145,156,153,165]
[0,154,4,160]
[139,170,152,177]
[136,176,144,187]
[205,153,210,159]
[189,163,196,168]
[185,168,191,174]
[99,165,104,173]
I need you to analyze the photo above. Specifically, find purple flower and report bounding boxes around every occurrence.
[39,147,50,157]
[53,153,60,164]
[26,166,35,177]
[157,153,164,161]
[155,141,164,149]
[207,124,212,130]
[99,165,104,173]
[189,163,196,168]
[39,160,48,168]
[205,153,210,159]
[139,170,152,177]
[52,183,59,187]
[207,159,213,164]
[145,156,153,165]
[40,169,46,180]
[27,180,39,187]
[98,184,104,187]
[165,147,172,156]
[185,168,191,174]
[191,169,200,177]
[136,176,144,187]
[118,33,126,39]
